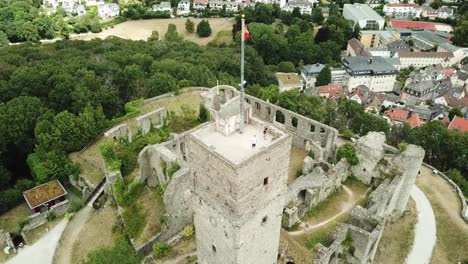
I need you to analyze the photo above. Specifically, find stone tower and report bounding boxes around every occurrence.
[188,89,292,264]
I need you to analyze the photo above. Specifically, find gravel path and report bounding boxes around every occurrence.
[405,186,437,264]
[7,218,68,264]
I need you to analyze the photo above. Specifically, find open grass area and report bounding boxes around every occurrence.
[72,206,118,264]
[0,203,30,234]
[97,18,235,45]
[209,30,233,46]
[279,229,314,263]
[374,198,417,264]
[133,186,166,246]
[288,146,308,184]
[416,166,468,264]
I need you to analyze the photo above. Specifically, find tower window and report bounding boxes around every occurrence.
[262,216,268,225]
[212,245,217,253]
[263,177,269,186]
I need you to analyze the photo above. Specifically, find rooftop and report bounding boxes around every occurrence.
[398,51,453,58]
[389,19,453,32]
[23,180,67,209]
[276,73,303,86]
[191,121,286,165]
[343,3,384,21]
[384,108,408,122]
[407,113,422,128]
[342,56,397,74]
[302,63,325,75]
[448,116,468,132]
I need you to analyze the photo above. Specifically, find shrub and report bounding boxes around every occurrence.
[46,212,57,221]
[100,141,121,172]
[295,166,303,178]
[167,162,180,178]
[153,242,170,259]
[68,198,84,213]
[84,239,140,264]
[122,204,145,239]
[196,20,212,37]
[198,103,210,123]
[342,128,354,139]
[308,149,315,159]
[336,143,359,166]
[183,225,194,238]
[398,142,408,152]
[20,218,31,229]
[342,232,353,247]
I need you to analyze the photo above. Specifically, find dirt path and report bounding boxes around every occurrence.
[162,252,196,264]
[53,207,93,264]
[288,185,358,236]
[7,219,68,264]
[405,186,436,264]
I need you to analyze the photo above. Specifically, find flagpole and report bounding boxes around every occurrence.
[240,14,245,134]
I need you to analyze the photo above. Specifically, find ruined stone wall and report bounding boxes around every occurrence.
[22,200,69,232]
[351,132,386,185]
[135,107,166,135]
[104,123,132,143]
[214,85,338,162]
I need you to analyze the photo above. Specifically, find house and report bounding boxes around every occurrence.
[365,94,382,113]
[407,113,422,128]
[398,52,454,68]
[276,73,303,92]
[224,2,239,12]
[23,180,68,214]
[193,0,208,10]
[360,30,400,48]
[342,56,398,92]
[384,108,409,124]
[405,80,439,99]
[348,86,370,105]
[177,0,190,16]
[422,6,454,20]
[208,0,224,10]
[413,105,432,121]
[153,2,172,13]
[383,3,421,19]
[302,63,325,89]
[410,30,450,51]
[76,4,86,16]
[347,38,372,57]
[283,1,313,15]
[343,3,385,30]
[98,2,120,18]
[316,84,344,98]
[448,116,468,132]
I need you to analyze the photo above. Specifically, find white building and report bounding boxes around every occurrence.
[398,51,454,68]
[383,3,421,18]
[342,56,398,92]
[177,0,190,15]
[282,0,313,14]
[255,0,288,8]
[225,2,239,12]
[153,1,172,13]
[276,72,304,92]
[98,2,119,18]
[343,3,385,30]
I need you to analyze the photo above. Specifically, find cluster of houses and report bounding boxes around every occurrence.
[43,0,120,18]
[382,3,454,20]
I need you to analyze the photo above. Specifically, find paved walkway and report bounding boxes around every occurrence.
[405,186,437,264]
[7,218,68,264]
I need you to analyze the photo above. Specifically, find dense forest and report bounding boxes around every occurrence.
[0,38,273,213]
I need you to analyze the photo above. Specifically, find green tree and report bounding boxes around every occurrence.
[153,242,170,259]
[198,103,210,123]
[449,108,463,120]
[312,7,324,24]
[453,21,468,47]
[253,4,275,24]
[196,20,212,37]
[148,72,177,96]
[292,7,302,19]
[336,143,359,165]
[185,19,195,33]
[278,61,296,73]
[0,31,8,47]
[430,0,442,9]
[164,24,183,42]
[148,30,159,42]
[315,66,331,86]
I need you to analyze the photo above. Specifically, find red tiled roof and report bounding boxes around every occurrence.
[407,113,422,128]
[448,116,468,132]
[384,108,408,122]
[194,0,208,4]
[390,19,453,31]
[441,116,451,127]
[317,84,344,95]
[23,180,67,209]
[441,68,454,76]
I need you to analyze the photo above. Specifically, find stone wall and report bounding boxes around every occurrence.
[351,132,386,185]
[0,230,15,253]
[213,85,338,162]
[136,107,166,135]
[104,123,132,143]
[22,200,69,232]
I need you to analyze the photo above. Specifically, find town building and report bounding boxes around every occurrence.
[276,73,304,92]
[359,30,400,48]
[316,84,345,98]
[343,3,385,30]
[342,56,398,92]
[389,19,453,33]
[224,2,239,12]
[384,108,409,124]
[398,51,454,68]
[193,0,208,10]
[282,1,313,15]
[23,180,68,214]
[302,64,347,90]
[98,2,120,18]
[347,38,372,57]
[177,0,191,15]
[383,3,421,19]
[410,30,450,51]
[407,113,423,128]
[153,2,172,13]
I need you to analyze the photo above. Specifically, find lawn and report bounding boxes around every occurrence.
[287,146,308,184]
[156,236,197,264]
[374,198,417,264]
[23,216,63,244]
[209,30,234,46]
[97,18,235,45]
[0,203,30,234]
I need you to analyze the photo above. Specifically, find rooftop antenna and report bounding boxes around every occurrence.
[239,14,246,133]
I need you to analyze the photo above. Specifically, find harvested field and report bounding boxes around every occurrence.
[97,18,235,44]
[374,198,417,264]
[416,166,468,264]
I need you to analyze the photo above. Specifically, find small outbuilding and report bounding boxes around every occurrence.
[23,180,67,214]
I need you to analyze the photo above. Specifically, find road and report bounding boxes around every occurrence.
[7,219,68,264]
[405,186,437,264]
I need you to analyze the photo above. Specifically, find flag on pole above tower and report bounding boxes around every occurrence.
[243,25,249,41]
